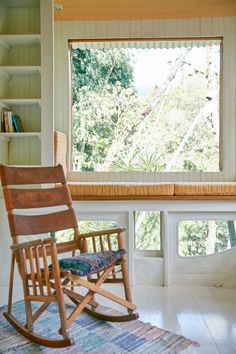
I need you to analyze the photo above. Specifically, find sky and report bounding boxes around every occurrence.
[129,46,220,96]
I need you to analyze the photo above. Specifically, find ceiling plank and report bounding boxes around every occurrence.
[54,0,236,21]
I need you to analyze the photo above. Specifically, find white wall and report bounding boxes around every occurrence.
[54,16,236,182]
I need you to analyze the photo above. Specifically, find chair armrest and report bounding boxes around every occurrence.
[78,227,126,252]
[11,237,56,251]
[78,227,126,239]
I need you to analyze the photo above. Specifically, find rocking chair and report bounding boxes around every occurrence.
[0,164,138,348]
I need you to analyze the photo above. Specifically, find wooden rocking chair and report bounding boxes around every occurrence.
[0,164,138,348]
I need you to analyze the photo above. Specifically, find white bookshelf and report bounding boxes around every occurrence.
[0,0,53,167]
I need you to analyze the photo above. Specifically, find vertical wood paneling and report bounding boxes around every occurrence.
[84,21,96,39]
[130,20,142,38]
[7,7,40,34]
[29,7,40,33]
[187,18,201,36]
[95,21,107,39]
[0,75,8,98]
[107,21,119,38]
[8,136,41,165]
[0,140,9,164]
[176,19,189,37]
[118,21,130,38]
[54,22,63,132]
[0,44,7,66]
[212,17,224,36]
[0,2,7,33]
[40,0,54,166]
[152,19,165,37]
[3,45,41,66]
[72,21,85,39]
[5,74,40,98]
[200,17,213,36]
[55,17,236,182]
[164,19,177,37]
[141,20,153,38]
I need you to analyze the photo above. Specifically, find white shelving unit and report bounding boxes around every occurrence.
[0,0,53,167]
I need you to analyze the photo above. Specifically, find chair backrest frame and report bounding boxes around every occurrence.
[0,164,80,249]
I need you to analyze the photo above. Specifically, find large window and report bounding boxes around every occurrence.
[70,38,221,173]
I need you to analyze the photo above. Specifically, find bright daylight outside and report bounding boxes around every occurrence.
[71,39,221,172]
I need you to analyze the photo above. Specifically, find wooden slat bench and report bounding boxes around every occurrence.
[67,182,236,201]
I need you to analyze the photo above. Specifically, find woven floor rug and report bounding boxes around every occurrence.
[0,301,199,354]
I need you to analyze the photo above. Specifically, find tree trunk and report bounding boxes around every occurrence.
[166,99,215,171]
[102,48,191,170]
[206,220,217,255]
[227,221,236,247]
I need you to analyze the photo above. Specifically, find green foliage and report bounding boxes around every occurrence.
[79,220,118,233]
[179,220,233,256]
[135,211,161,250]
[71,45,220,172]
[55,221,119,251]
[72,82,141,171]
[72,48,134,103]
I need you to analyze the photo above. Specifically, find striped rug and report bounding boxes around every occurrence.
[0,301,199,353]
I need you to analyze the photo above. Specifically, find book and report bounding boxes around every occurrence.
[2,111,24,133]
[12,114,20,132]
[13,114,24,132]
[7,111,14,133]
[3,111,9,132]
[0,111,5,132]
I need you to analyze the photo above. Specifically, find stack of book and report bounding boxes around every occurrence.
[0,111,24,133]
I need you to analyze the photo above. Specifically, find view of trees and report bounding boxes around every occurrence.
[135,211,161,250]
[179,220,236,256]
[71,42,220,172]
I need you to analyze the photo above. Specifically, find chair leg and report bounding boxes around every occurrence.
[24,300,33,332]
[121,260,133,314]
[7,253,15,315]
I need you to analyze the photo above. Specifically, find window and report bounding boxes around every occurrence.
[70,38,222,173]
[178,220,236,257]
[134,211,161,252]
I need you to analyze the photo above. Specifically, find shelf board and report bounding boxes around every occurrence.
[6,165,42,167]
[6,0,39,7]
[0,66,41,78]
[0,34,40,48]
[0,132,41,142]
[0,99,41,108]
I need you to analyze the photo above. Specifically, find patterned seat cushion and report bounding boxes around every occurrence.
[56,249,126,276]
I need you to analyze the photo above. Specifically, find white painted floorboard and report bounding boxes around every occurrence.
[0,285,236,353]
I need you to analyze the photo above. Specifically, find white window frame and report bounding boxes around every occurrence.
[68,36,223,181]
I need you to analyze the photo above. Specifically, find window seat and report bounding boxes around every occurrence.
[68,182,236,200]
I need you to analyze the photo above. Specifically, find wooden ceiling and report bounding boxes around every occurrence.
[54,0,236,21]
